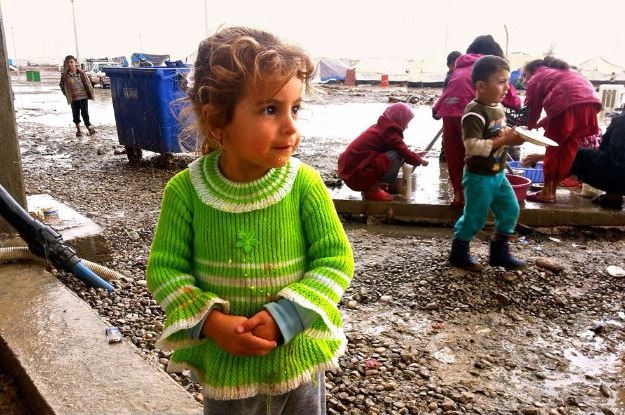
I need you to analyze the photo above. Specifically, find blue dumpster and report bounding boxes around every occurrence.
[103,67,190,162]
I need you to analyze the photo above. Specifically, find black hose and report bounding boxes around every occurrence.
[0,184,113,291]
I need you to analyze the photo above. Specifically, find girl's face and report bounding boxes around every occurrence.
[476,68,510,105]
[213,76,303,182]
[67,59,77,72]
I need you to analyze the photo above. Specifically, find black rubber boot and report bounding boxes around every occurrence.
[489,233,526,269]
[449,238,482,271]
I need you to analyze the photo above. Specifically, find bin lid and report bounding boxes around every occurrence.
[102,66,190,79]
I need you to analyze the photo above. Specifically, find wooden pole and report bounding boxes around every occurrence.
[0,8,26,231]
[504,24,509,59]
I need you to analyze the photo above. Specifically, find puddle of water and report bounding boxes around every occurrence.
[562,347,617,376]
[330,157,454,205]
[13,85,116,126]
[343,307,430,337]
[541,345,622,398]
[299,104,442,150]
[298,103,550,157]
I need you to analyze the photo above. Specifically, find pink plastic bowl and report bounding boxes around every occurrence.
[506,174,532,202]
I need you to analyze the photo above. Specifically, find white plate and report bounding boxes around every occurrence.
[515,127,559,147]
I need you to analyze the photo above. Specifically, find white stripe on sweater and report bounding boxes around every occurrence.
[196,270,303,288]
[167,343,346,401]
[189,155,301,213]
[153,274,195,300]
[160,284,197,310]
[196,255,305,270]
[317,266,351,288]
[308,271,345,298]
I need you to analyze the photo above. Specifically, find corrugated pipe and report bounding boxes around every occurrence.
[0,246,124,284]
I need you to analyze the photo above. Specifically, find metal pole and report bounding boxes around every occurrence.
[71,0,79,62]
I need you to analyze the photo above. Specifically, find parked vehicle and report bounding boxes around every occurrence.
[85,60,120,88]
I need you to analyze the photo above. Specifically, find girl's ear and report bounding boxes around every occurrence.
[201,104,223,139]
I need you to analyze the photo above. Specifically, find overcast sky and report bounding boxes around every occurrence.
[2,0,625,67]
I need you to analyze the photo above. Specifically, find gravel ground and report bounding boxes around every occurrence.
[5,80,625,414]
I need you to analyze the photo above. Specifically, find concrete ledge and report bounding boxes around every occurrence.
[0,262,202,415]
[333,189,625,227]
[26,194,110,264]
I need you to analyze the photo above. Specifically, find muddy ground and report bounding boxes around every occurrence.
[3,72,625,414]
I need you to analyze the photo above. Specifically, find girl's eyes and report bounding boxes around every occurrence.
[262,105,301,116]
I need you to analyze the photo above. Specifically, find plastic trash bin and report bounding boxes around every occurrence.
[103,67,190,162]
[26,70,41,82]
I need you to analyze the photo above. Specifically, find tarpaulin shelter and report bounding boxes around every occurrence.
[113,56,129,67]
[130,53,171,67]
[312,57,350,83]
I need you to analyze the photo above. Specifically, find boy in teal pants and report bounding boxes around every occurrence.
[449,55,526,271]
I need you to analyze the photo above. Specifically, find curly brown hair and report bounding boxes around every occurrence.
[180,26,314,155]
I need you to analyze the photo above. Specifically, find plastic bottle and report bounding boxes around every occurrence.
[402,163,413,200]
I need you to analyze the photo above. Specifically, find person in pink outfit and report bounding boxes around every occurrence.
[337,103,428,201]
[432,35,521,206]
[522,56,602,203]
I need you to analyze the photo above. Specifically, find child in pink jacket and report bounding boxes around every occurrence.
[338,103,428,201]
[432,35,521,206]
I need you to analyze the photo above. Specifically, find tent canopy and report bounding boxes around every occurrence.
[577,56,625,81]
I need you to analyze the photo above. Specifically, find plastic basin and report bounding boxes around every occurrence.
[507,161,543,183]
[506,174,532,202]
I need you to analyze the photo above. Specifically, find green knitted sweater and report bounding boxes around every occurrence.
[146,151,354,400]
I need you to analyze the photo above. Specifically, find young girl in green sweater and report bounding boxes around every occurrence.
[146,27,354,414]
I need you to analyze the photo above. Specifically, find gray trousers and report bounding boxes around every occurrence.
[203,372,326,415]
[380,150,404,184]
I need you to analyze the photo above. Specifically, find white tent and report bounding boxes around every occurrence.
[577,56,625,81]
[507,52,544,71]
[406,59,445,84]
[353,57,411,82]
